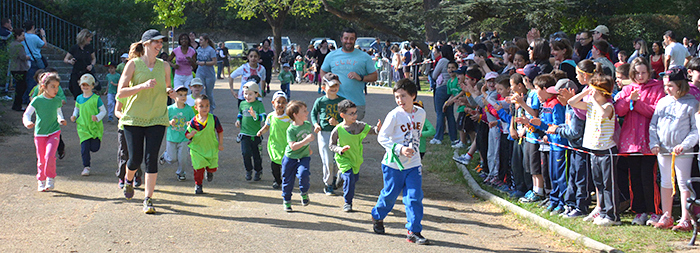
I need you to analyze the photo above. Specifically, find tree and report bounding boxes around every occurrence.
[225,0,323,67]
[136,0,204,52]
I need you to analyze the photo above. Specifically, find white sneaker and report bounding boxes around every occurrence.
[429,139,442,145]
[583,207,601,222]
[595,218,621,226]
[37,180,46,192]
[451,141,465,149]
[45,178,55,191]
[631,213,648,225]
[81,167,91,176]
[592,216,604,224]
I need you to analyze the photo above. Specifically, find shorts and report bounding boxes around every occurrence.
[457,112,475,132]
[523,141,542,175]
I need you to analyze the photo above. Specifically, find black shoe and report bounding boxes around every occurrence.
[406,231,429,245]
[195,184,204,194]
[158,155,166,165]
[372,218,385,234]
[245,171,252,181]
[134,176,142,187]
[272,182,281,189]
[206,171,214,182]
[253,171,262,181]
[57,150,65,160]
[177,174,186,181]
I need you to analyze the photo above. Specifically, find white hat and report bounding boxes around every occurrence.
[272,91,287,101]
[484,72,498,80]
[190,78,203,86]
[120,53,128,58]
[243,81,262,97]
[591,25,610,36]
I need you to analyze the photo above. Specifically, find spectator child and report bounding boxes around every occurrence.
[513,64,545,203]
[329,99,381,211]
[614,63,631,101]
[294,56,305,83]
[257,91,291,189]
[282,100,319,211]
[473,72,502,185]
[453,68,484,164]
[648,67,699,231]
[311,73,346,195]
[441,61,465,148]
[106,64,120,122]
[614,50,628,68]
[70,74,106,177]
[114,97,143,189]
[371,79,429,245]
[686,58,700,100]
[568,74,619,226]
[278,63,293,98]
[506,73,532,198]
[185,95,224,194]
[236,82,267,181]
[159,85,195,181]
[22,72,67,191]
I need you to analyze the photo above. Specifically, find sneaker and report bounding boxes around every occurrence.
[124,182,134,200]
[245,171,252,181]
[236,133,242,143]
[158,155,166,165]
[37,180,46,192]
[592,216,604,224]
[646,213,661,226]
[583,207,601,222]
[195,184,204,194]
[372,218,385,234]
[284,201,292,212]
[343,203,352,212]
[45,178,55,191]
[118,179,125,189]
[207,171,214,182]
[406,231,430,245]
[655,212,674,229]
[81,167,91,176]
[272,182,281,189]
[564,209,584,218]
[429,139,442,145]
[631,213,648,226]
[551,205,565,216]
[57,150,65,160]
[672,219,693,232]
[519,191,545,203]
[558,206,572,217]
[253,171,262,181]
[478,172,488,178]
[542,203,556,214]
[474,164,483,173]
[538,198,550,207]
[301,193,310,206]
[595,218,621,226]
[134,176,142,188]
[143,197,156,214]
[324,185,335,196]
[509,190,526,199]
[177,174,186,181]
[451,141,465,149]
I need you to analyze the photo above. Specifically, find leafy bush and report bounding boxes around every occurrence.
[603,14,697,52]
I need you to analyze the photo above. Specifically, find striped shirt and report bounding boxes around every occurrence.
[582,102,616,150]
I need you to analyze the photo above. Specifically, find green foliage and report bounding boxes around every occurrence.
[225,0,322,21]
[136,0,204,29]
[604,14,698,52]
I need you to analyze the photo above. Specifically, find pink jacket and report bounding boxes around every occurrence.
[614,79,665,153]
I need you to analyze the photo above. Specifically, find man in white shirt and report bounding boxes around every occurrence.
[663,30,691,71]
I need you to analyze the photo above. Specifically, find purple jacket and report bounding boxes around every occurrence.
[614,79,665,154]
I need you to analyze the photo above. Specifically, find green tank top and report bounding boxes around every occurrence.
[120,57,169,127]
[76,94,104,142]
[267,113,291,164]
[188,114,219,169]
[335,123,371,174]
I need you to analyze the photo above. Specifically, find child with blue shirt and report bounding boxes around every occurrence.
[106,64,120,122]
[159,85,196,181]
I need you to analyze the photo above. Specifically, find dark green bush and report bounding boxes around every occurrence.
[603,13,697,52]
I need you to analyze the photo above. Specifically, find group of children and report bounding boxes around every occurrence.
[444,54,700,230]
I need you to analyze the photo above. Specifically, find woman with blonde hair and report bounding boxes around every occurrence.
[64,29,96,99]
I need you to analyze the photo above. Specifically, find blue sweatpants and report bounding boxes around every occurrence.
[564,150,591,213]
[371,164,424,233]
[281,156,311,201]
[548,149,568,208]
[341,170,360,205]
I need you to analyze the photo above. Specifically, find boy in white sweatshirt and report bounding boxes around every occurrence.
[370,79,429,245]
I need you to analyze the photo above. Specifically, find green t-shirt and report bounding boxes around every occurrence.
[116,62,126,75]
[284,121,313,159]
[420,119,436,153]
[265,112,291,164]
[30,85,66,103]
[106,73,121,94]
[29,95,63,136]
[167,104,195,143]
[294,61,304,72]
[278,70,293,84]
[446,76,460,96]
[238,100,266,136]
[75,94,104,142]
[310,95,345,132]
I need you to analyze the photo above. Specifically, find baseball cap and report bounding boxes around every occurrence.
[174,85,188,92]
[79,73,95,86]
[455,66,468,75]
[120,53,128,59]
[517,64,541,81]
[323,73,340,87]
[665,66,688,81]
[243,81,262,97]
[141,29,167,43]
[272,91,287,101]
[484,72,498,80]
[282,63,290,68]
[546,78,578,94]
[591,25,609,36]
[190,78,204,86]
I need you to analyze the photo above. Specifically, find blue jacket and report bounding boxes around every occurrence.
[533,96,567,151]
[555,105,585,148]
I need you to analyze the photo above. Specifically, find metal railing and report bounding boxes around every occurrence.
[1,0,118,65]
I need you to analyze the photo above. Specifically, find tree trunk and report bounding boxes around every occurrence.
[423,0,441,42]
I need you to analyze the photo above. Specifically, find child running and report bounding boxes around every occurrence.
[229,49,266,108]
[257,91,291,189]
[236,82,266,181]
[70,74,106,176]
[160,85,195,181]
[329,99,381,212]
[185,95,224,194]
[186,78,204,111]
[278,63,293,98]
[282,100,319,212]
[106,63,120,122]
[22,72,67,191]
[311,73,345,195]
[371,79,429,245]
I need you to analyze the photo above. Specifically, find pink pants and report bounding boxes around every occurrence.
[34,131,60,181]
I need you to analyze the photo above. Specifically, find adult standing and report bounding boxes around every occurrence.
[259,39,275,95]
[64,29,96,100]
[168,33,196,91]
[588,25,618,62]
[320,28,378,120]
[663,30,691,71]
[370,38,382,53]
[314,40,330,92]
[575,31,593,62]
[195,34,217,111]
[117,29,173,214]
[409,42,423,90]
[382,40,392,60]
[627,38,649,63]
[9,28,29,111]
[429,45,458,146]
[216,42,230,79]
[22,21,46,104]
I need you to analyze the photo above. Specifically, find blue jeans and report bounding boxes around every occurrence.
[428,74,436,91]
[341,170,360,205]
[280,82,290,99]
[371,165,424,233]
[240,135,262,172]
[80,138,101,167]
[432,85,457,143]
[281,156,311,201]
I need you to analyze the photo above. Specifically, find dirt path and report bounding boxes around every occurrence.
[0,78,586,252]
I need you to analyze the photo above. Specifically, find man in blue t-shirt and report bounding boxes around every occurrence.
[320,28,377,120]
[22,21,47,104]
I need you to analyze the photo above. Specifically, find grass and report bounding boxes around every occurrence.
[422,140,694,253]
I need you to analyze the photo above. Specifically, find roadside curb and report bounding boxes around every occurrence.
[455,162,623,253]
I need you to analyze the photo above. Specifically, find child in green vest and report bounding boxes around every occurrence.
[159,85,196,181]
[282,100,320,212]
[236,81,267,181]
[70,74,105,177]
[311,73,345,195]
[329,99,381,212]
[257,91,290,189]
[185,95,224,194]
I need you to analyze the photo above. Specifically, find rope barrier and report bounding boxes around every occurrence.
[522,136,700,157]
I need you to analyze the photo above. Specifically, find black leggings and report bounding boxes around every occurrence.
[11,71,27,111]
[123,125,165,174]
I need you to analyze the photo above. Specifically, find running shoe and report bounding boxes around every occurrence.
[143,197,156,214]
[406,231,430,245]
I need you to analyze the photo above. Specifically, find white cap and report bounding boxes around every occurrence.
[272,91,287,101]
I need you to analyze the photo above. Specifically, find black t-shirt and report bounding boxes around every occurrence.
[315,48,330,68]
[0,27,11,49]
[259,48,274,67]
[69,44,94,74]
